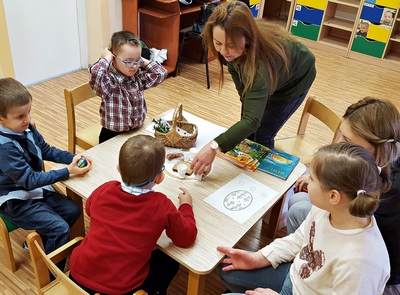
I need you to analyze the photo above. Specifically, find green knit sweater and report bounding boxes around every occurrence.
[214,40,316,152]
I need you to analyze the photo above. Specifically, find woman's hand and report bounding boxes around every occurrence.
[190,143,216,175]
[216,246,270,271]
[294,174,310,193]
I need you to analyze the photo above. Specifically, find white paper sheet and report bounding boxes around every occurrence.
[204,173,278,224]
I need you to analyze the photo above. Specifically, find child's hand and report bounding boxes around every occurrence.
[141,57,150,68]
[294,174,310,193]
[67,154,91,176]
[178,187,193,206]
[101,47,113,63]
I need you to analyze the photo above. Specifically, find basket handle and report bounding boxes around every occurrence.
[171,103,184,129]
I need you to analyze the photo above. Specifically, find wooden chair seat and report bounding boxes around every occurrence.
[275,95,342,166]
[75,124,102,151]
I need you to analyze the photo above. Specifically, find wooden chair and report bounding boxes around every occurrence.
[27,232,148,295]
[274,95,342,166]
[27,231,88,294]
[0,215,19,272]
[64,83,102,153]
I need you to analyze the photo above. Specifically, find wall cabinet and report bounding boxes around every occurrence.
[122,0,219,75]
[259,0,400,72]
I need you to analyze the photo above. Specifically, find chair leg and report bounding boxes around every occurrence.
[176,33,188,76]
[0,218,17,272]
[204,48,210,89]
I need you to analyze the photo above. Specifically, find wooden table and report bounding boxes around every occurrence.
[58,113,306,295]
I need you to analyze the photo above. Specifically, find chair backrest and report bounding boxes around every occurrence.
[297,95,342,143]
[26,232,87,295]
[64,82,99,153]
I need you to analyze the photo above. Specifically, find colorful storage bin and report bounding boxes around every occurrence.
[294,5,324,26]
[351,35,386,58]
[291,20,320,41]
[296,0,327,10]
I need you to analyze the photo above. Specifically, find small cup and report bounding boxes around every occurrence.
[177,164,187,179]
[189,147,198,160]
[194,174,202,181]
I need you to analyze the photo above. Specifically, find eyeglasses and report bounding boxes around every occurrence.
[113,54,144,68]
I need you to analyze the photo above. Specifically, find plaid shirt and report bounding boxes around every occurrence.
[89,58,167,132]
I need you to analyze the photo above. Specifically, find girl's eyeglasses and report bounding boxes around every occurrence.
[113,54,144,68]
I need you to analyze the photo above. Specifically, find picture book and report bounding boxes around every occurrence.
[218,139,300,180]
[257,148,300,180]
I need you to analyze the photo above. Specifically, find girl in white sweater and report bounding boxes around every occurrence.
[217,142,390,295]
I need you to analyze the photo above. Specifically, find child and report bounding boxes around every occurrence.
[217,142,390,294]
[69,134,198,295]
[356,21,369,37]
[287,97,400,294]
[0,77,91,260]
[381,10,394,26]
[89,30,168,143]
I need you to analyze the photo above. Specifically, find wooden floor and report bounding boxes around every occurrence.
[1,47,400,295]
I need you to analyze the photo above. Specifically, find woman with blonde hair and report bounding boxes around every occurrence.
[287,97,400,294]
[191,0,316,176]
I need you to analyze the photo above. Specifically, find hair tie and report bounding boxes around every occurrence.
[377,166,382,174]
[357,190,366,195]
[387,139,399,144]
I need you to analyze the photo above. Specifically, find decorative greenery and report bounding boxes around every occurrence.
[152,118,171,134]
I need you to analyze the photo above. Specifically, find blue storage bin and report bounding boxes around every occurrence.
[293,5,324,26]
[360,3,385,23]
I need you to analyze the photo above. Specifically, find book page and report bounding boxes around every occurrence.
[204,173,278,224]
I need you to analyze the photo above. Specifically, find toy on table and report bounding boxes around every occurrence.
[77,157,88,168]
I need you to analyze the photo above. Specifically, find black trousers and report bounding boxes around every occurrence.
[70,249,180,295]
[99,127,124,144]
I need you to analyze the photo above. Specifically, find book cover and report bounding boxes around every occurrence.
[257,149,300,180]
[219,139,300,179]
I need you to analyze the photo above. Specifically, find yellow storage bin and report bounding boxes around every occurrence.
[375,0,400,9]
[367,23,391,42]
[296,0,327,10]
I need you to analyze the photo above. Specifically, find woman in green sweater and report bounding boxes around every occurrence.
[191,1,316,176]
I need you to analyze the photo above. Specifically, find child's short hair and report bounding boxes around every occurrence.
[0,78,32,118]
[311,142,390,217]
[109,30,141,54]
[119,135,165,186]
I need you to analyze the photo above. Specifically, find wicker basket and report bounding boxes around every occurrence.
[154,103,198,149]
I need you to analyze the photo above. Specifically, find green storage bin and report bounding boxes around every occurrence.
[291,20,320,41]
[351,36,385,58]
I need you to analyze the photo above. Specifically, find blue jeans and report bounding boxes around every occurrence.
[246,90,309,149]
[218,261,293,295]
[286,192,312,234]
[0,189,80,255]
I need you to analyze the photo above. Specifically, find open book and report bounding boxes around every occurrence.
[218,139,300,180]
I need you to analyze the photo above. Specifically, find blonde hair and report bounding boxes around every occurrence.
[118,135,165,186]
[202,0,297,94]
[343,97,400,168]
[311,142,390,217]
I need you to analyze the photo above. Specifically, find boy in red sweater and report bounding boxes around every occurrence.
[69,134,197,295]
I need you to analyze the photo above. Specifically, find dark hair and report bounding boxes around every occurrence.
[109,30,141,54]
[118,135,165,186]
[202,1,297,93]
[0,78,32,118]
[311,142,390,217]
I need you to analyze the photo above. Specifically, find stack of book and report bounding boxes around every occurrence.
[218,139,300,180]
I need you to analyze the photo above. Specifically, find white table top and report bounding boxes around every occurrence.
[59,113,306,275]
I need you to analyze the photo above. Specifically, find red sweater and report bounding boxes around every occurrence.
[70,181,197,294]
